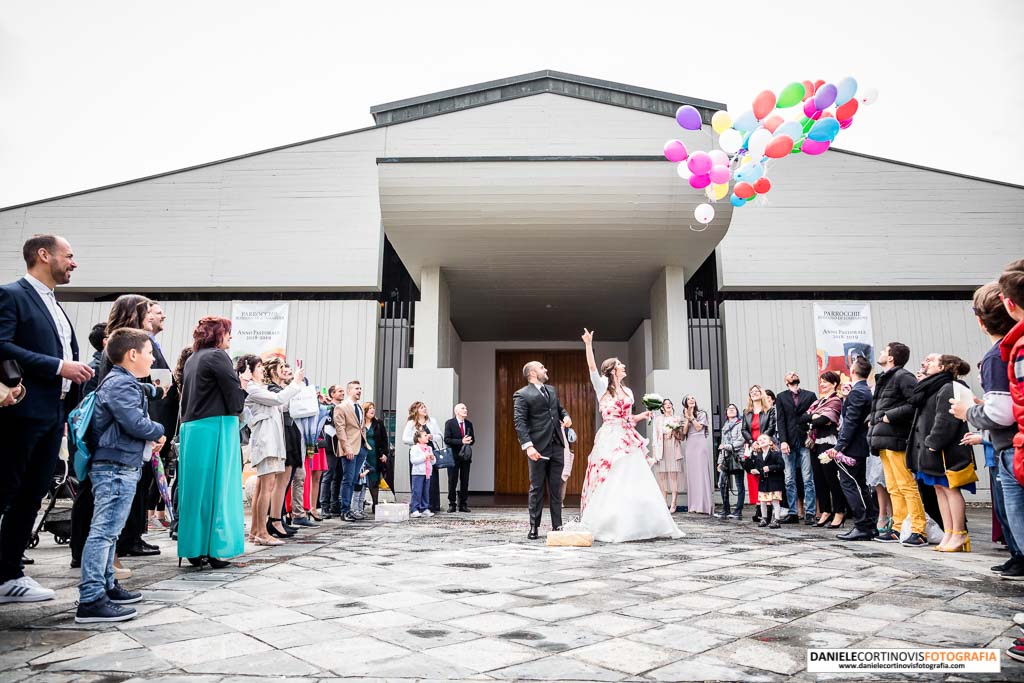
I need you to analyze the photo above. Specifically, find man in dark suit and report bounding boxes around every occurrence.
[443,403,474,513]
[831,356,879,541]
[513,360,572,540]
[775,371,818,525]
[0,235,93,602]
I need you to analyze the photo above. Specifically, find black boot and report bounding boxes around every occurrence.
[527,524,539,540]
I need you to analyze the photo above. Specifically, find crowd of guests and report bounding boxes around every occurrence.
[2,235,1024,660]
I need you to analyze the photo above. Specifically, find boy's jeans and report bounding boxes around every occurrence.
[339,447,367,514]
[784,446,816,517]
[80,463,141,603]
[997,448,1024,557]
[410,474,430,513]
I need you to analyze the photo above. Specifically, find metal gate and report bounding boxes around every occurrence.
[686,254,726,440]
[375,238,418,440]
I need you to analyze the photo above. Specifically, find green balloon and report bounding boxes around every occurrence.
[777,82,805,108]
[801,117,814,134]
[791,140,803,154]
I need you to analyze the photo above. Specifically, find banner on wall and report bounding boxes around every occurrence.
[230,302,289,360]
[813,302,874,381]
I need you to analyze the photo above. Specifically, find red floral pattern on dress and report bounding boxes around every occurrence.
[580,393,650,512]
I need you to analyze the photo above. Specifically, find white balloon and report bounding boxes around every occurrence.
[747,128,772,158]
[694,203,715,224]
[860,87,879,105]
[676,162,692,180]
[719,129,743,155]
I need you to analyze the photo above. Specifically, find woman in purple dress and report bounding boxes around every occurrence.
[681,395,713,514]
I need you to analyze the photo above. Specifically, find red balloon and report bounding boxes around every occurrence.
[753,177,772,194]
[752,90,777,120]
[802,80,815,96]
[764,136,793,159]
[734,182,755,199]
[813,79,825,93]
[836,98,859,121]
[839,118,854,129]
[820,111,834,119]
[763,114,784,133]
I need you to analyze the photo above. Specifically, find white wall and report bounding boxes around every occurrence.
[716,151,1024,291]
[394,367,458,494]
[458,340,628,492]
[0,127,387,292]
[62,298,379,401]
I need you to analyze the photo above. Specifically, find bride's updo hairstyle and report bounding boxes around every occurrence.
[600,357,624,398]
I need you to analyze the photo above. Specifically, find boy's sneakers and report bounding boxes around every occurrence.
[106,582,143,604]
[901,533,928,547]
[422,510,435,518]
[874,530,901,543]
[1008,645,1024,664]
[410,511,422,518]
[0,576,56,603]
[75,597,137,623]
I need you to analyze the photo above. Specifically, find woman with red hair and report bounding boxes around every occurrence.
[176,317,249,568]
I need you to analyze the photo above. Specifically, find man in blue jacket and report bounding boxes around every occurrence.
[831,356,879,541]
[0,235,94,603]
[77,328,165,623]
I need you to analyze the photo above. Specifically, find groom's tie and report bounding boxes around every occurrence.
[540,385,549,402]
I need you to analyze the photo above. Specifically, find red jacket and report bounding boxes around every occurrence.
[999,318,1024,485]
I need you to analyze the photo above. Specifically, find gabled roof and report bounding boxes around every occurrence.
[370,69,726,126]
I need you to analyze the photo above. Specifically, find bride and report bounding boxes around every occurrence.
[580,329,683,543]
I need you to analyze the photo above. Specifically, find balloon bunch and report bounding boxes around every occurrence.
[663,78,878,226]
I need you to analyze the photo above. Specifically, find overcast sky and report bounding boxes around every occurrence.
[2,0,1022,208]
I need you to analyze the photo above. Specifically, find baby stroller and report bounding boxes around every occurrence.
[29,456,79,548]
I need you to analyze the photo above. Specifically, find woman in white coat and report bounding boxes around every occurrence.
[245,358,304,545]
[402,402,445,512]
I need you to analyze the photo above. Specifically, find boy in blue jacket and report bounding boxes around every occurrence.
[76,328,165,623]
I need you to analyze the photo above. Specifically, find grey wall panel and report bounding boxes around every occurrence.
[61,299,378,401]
[717,152,1024,290]
[1,128,387,292]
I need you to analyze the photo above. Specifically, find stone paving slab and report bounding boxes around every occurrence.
[3,507,1024,681]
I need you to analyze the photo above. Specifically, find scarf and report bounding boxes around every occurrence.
[807,392,842,446]
[909,370,953,408]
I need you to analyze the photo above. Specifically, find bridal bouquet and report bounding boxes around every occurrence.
[641,393,664,425]
[663,417,684,438]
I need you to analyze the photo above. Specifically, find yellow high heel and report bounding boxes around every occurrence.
[938,531,970,553]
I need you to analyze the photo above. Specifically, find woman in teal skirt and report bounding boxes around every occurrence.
[177,317,248,569]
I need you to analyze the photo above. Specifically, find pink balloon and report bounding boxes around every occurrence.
[708,149,729,167]
[802,98,818,118]
[709,165,730,184]
[687,151,713,175]
[839,118,854,129]
[689,173,711,189]
[663,139,688,162]
[802,139,830,156]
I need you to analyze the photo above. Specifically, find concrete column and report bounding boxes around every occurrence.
[649,266,689,371]
[414,266,451,370]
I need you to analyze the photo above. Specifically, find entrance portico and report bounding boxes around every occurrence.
[385,158,729,494]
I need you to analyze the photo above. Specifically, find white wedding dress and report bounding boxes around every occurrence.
[580,372,684,543]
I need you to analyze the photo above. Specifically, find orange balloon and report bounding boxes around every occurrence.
[820,111,834,119]
[763,114,784,133]
[802,80,815,96]
[836,98,859,121]
[753,177,772,194]
[752,90,777,120]
[734,182,755,199]
[764,136,793,159]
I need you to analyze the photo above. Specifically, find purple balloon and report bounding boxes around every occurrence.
[814,83,838,110]
[689,173,711,189]
[675,105,702,131]
[687,151,712,175]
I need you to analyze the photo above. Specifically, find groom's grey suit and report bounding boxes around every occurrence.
[513,382,569,530]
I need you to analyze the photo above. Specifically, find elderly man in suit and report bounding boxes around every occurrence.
[513,361,572,540]
[830,356,879,541]
[0,235,94,602]
[334,380,369,522]
[443,403,474,513]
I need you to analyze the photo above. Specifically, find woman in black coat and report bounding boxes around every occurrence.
[801,371,847,528]
[906,354,976,552]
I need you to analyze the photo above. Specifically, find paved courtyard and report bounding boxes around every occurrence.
[2,507,1023,682]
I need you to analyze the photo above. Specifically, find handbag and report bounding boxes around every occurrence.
[0,359,22,388]
[288,385,319,418]
[942,451,978,489]
[433,445,455,469]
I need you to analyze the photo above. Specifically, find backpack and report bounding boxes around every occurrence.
[67,375,114,481]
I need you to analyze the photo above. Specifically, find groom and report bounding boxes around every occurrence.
[513,361,572,540]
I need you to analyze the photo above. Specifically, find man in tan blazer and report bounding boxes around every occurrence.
[333,380,368,521]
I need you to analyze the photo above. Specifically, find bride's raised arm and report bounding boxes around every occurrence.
[582,328,597,373]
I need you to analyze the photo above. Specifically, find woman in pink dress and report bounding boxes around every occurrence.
[651,399,686,511]
[681,395,713,514]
